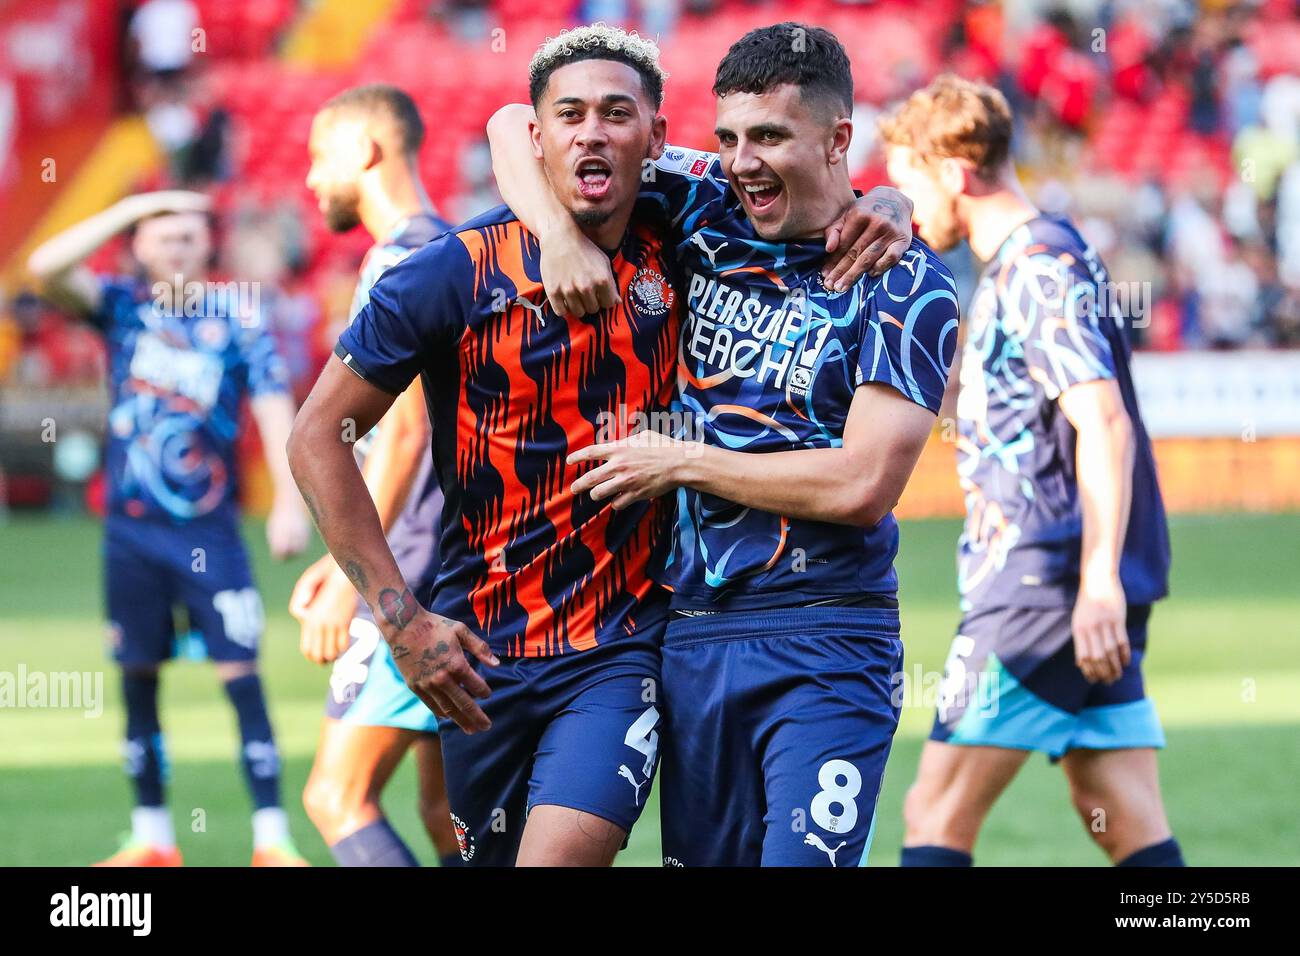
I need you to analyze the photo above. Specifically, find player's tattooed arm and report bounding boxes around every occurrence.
[385,610,500,733]
[343,559,368,594]
[821,187,916,291]
[301,491,323,528]
[288,356,499,731]
[376,586,417,630]
[288,355,407,611]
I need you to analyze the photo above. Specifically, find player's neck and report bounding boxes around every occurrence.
[794,182,858,242]
[576,204,634,255]
[361,166,435,243]
[963,179,1040,262]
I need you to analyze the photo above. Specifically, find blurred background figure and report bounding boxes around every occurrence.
[26,189,311,867]
[127,0,200,87]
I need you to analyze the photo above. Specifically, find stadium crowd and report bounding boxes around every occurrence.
[3,0,1299,395]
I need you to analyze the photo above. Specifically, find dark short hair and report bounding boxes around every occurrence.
[713,22,853,118]
[528,24,666,110]
[319,83,425,155]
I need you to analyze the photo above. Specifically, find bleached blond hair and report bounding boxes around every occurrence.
[528,23,668,109]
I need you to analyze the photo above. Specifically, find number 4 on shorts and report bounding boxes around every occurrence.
[624,706,660,778]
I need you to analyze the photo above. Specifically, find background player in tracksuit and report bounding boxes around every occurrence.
[288,27,691,866]
[490,23,959,867]
[879,75,1180,867]
[28,191,311,867]
[292,85,462,867]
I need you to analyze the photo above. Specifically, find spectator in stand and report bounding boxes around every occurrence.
[1196,238,1261,348]
[1166,186,1226,280]
[1244,239,1286,345]
[1,292,103,388]
[436,0,493,42]
[1274,281,1300,347]
[1187,18,1223,135]
[221,202,321,397]
[1277,160,1300,288]
[128,0,200,89]
[454,135,501,222]
[127,0,229,188]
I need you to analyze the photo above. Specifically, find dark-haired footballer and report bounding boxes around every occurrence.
[490,23,959,866]
[288,25,682,867]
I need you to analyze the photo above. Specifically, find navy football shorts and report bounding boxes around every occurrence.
[929,603,1165,759]
[436,609,666,866]
[104,514,262,665]
[659,605,904,867]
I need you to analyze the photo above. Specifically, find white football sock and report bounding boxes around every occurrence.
[252,807,290,848]
[131,806,175,848]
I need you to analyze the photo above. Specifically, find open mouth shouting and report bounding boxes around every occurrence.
[576,156,613,201]
[739,178,784,217]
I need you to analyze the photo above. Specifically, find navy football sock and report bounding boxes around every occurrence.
[1117,837,1185,867]
[122,670,167,807]
[331,819,419,867]
[900,844,973,867]
[222,673,280,810]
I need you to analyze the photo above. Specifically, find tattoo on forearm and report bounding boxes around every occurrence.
[302,492,322,527]
[378,587,418,631]
[343,560,368,592]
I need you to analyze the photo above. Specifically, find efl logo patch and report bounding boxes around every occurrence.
[658,148,712,180]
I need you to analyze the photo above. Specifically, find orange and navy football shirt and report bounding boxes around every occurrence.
[336,205,679,657]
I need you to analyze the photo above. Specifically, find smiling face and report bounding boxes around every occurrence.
[305,109,368,233]
[884,144,966,251]
[531,59,666,241]
[714,83,852,241]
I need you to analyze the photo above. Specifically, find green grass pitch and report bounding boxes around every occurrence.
[1,512,1297,866]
